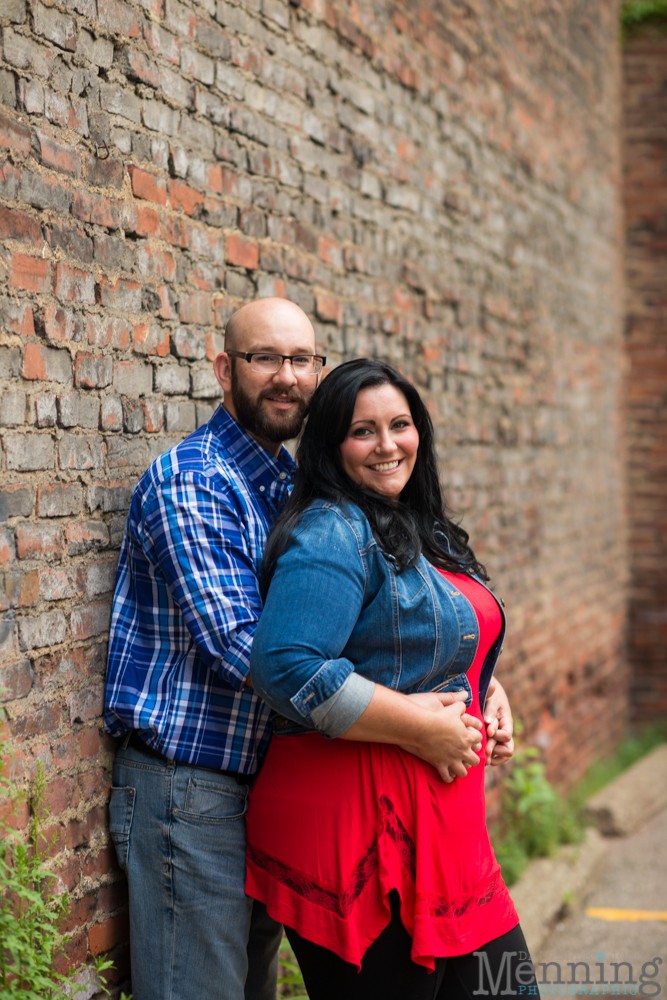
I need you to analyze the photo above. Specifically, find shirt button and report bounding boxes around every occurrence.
[279,472,287,480]
[259,486,265,492]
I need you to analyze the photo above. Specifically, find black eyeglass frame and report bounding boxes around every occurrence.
[226,350,327,374]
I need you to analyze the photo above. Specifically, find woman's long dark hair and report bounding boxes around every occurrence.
[261,359,488,594]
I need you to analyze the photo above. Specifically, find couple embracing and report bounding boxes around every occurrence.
[104,298,535,1000]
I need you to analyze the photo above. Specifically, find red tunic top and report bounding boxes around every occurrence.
[245,570,518,970]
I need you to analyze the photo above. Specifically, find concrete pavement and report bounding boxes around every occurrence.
[535,807,667,996]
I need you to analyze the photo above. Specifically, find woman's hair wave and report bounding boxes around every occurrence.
[261,359,488,594]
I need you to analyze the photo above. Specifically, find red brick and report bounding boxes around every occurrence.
[315,291,341,323]
[77,727,100,759]
[16,523,62,561]
[52,734,77,771]
[53,262,95,305]
[179,292,213,325]
[44,776,79,816]
[127,204,161,237]
[23,343,72,382]
[0,108,31,156]
[0,659,32,702]
[136,245,176,281]
[35,130,82,177]
[97,276,142,313]
[89,912,130,956]
[71,190,121,229]
[0,796,29,831]
[65,521,109,556]
[87,315,131,350]
[70,602,111,641]
[74,352,113,388]
[0,569,39,609]
[9,253,50,293]
[129,166,167,205]
[11,702,61,740]
[226,234,259,269]
[1,299,35,337]
[86,804,108,842]
[0,529,14,566]
[160,214,190,248]
[96,880,128,915]
[39,566,85,601]
[32,647,84,692]
[169,179,205,216]
[0,205,42,244]
[83,846,119,879]
[42,304,77,342]
[79,767,109,802]
[132,322,170,357]
[98,0,141,37]
[119,44,159,87]
[58,855,82,892]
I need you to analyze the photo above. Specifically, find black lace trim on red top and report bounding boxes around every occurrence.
[247,837,378,920]
[248,795,505,922]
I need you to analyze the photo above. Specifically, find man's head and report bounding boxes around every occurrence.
[213,298,320,455]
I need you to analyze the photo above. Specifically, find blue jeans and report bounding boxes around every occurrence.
[109,743,282,1000]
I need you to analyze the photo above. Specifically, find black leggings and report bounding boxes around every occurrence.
[286,891,537,1000]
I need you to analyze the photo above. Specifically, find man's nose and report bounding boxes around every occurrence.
[271,359,299,388]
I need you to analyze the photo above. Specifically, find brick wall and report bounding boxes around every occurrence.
[623,25,667,726]
[0,0,624,991]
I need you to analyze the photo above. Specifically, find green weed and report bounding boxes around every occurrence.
[0,718,129,999]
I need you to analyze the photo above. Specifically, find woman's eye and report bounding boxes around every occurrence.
[392,421,410,429]
[351,428,371,437]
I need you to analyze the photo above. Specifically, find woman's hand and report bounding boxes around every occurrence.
[401,691,482,784]
[483,678,514,766]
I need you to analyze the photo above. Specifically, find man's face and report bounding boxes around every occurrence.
[214,300,320,453]
[229,357,312,444]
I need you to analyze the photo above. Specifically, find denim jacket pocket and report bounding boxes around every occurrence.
[430,672,473,707]
[109,785,136,872]
[181,776,248,823]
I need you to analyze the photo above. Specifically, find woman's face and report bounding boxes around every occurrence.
[339,384,420,501]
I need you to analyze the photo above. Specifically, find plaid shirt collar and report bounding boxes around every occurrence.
[208,404,297,491]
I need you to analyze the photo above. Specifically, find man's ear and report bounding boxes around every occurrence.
[214,352,232,393]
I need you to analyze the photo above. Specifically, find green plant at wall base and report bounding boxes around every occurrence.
[493,730,582,888]
[0,722,128,999]
[621,0,667,38]
[278,941,308,999]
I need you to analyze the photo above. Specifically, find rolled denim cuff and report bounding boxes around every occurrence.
[308,672,375,738]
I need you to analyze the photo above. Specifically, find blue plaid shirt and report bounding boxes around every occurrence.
[104,404,296,774]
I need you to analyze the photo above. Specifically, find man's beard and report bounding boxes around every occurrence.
[230,377,311,443]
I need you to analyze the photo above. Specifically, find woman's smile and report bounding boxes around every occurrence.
[339,384,420,500]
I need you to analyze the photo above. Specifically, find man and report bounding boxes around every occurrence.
[104,298,324,1000]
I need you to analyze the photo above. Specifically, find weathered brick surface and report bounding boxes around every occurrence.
[623,28,667,726]
[0,0,626,993]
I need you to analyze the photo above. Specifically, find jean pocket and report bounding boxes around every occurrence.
[109,785,136,872]
[431,672,473,707]
[181,777,247,823]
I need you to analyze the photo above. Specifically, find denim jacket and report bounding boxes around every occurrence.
[250,501,505,739]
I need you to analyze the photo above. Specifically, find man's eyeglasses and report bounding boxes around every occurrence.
[227,351,326,376]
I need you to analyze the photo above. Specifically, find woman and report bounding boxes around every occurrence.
[246,360,533,999]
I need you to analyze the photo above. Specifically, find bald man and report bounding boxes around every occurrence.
[104,299,324,1000]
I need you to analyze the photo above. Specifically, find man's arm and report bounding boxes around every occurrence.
[144,473,263,692]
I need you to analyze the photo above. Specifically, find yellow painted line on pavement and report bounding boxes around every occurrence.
[586,907,667,922]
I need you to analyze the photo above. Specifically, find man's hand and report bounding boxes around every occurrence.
[244,673,253,689]
[341,686,483,784]
[483,677,514,766]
